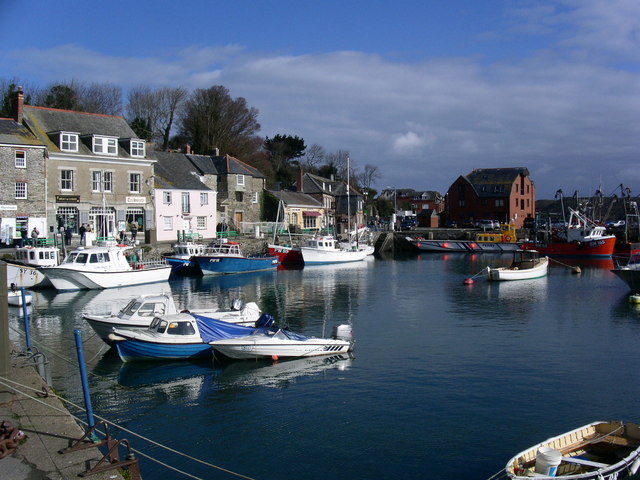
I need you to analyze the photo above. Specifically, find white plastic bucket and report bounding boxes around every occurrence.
[535,447,562,476]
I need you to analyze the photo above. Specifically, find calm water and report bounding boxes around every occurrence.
[8,252,640,480]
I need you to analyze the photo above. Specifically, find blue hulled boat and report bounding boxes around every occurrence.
[109,311,275,362]
[191,241,279,275]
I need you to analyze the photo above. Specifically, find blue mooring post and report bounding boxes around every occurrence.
[21,288,31,353]
[74,329,96,430]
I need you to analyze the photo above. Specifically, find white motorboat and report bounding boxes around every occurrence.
[299,235,368,264]
[211,324,354,360]
[1,243,61,288]
[506,420,640,479]
[42,244,172,290]
[83,292,262,344]
[487,250,549,281]
[7,289,32,306]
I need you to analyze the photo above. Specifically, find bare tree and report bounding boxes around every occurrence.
[30,80,122,115]
[126,86,187,149]
[301,143,326,170]
[326,149,351,180]
[179,85,262,158]
[357,164,381,192]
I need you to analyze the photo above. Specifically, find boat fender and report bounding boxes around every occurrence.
[107,333,126,342]
[631,456,640,475]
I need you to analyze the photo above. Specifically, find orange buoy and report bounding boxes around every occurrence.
[463,278,474,285]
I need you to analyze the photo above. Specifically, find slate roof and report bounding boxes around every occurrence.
[298,172,358,196]
[465,167,530,197]
[153,152,212,191]
[21,105,149,159]
[186,154,265,179]
[0,118,45,146]
[268,190,322,208]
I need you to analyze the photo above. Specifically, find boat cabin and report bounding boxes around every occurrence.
[203,241,243,257]
[118,295,173,319]
[15,245,61,267]
[306,236,338,251]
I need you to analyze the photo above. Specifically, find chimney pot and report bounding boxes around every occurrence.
[12,86,24,124]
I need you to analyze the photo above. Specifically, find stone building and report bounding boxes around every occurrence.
[13,89,155,241]
[0,107,47,244]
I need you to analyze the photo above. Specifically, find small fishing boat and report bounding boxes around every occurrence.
[487,250,549,281]
[108,311,275,362]
[267,200,305,268]
[210,324,354,360]
[42,244,172,290]
[7,289,32,306]
[1,243,61,288]
[83,292,261,344]
[191,241,279,275]
[163,239,207,275]
[506,420,640,479]
[299,235,367,264]
[611,254,640,292]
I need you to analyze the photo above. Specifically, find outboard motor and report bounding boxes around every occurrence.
[332,324,353,341]
[255,313,275,329]
[231,298,243,311]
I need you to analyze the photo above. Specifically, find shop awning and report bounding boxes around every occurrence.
[303,211,321,216]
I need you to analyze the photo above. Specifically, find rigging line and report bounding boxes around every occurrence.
[0,377,259,480]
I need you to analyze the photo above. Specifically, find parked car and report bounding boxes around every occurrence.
[444,219,457,228]
[606,220,626,228]
[400,217,417,231]
[476,219,499,230]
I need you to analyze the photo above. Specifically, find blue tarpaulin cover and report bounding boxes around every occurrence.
[192,314,257,343]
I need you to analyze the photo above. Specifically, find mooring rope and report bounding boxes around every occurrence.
[0,376,259,480]
[547,257,581,273]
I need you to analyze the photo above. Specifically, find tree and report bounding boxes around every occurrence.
[35,81,122,114]
[357,164,381,192]
[300,143,326,170]
[179,85,262,158]
[43,84,79,110]
[126,86,187,150]
[129,117,154,142]
[264,134,307,188]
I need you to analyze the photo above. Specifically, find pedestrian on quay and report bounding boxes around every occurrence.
[79,224,86,245]
[65,226,73,246]
[130,222,138,243]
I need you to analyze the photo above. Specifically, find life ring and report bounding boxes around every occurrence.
[504,235,512,242]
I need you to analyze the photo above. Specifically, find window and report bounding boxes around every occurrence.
[103,171,113,192]
[92,171,101,192]
[15,182,27,199]
[130,140,145,157]
[495,199,504,207]
[200,192,208,205]
[61,133,78,152]
[15,150,26,168]
[129,173,141,193]
[163,192,172,204]
[459,199,465,207]
[237,174,245,186]
[235,191,244,202]
[93,136,117,155]
[163,217,173,230]
[197,216,206,229]
[182,193,190,213]
[61,170,74,191]
[252,192,258,204]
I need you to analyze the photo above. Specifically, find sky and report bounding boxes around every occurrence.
[1,0,639,199]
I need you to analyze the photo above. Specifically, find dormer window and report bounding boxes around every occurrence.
[93,136,118,155]
[61,133,79,152]
[130,140,145,157]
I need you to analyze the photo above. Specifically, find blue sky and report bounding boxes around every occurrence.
[2,0,640,199]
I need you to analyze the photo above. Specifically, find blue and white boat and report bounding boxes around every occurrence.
[108,311,275,362]
[191,241,279,275]
[163,240,207,275]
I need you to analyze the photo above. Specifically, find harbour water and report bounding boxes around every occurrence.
[7,252,640,480]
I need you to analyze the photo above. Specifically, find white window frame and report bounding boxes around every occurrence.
[15,150,26,168]
[61,133,79,152]
[163,191,172,204]
[129,173,141,193]
[237,174,245,186]
[196,216,206,229]
[251,192,258,204]
[103,171,113,192]
[163,216,173,231]
[93,136,118,155]
[181,192,190,213]
[200,192,208,205]
[130,140,145,157]
[91,171,102,192]
[15,182,27,199]
[61,169,74,191]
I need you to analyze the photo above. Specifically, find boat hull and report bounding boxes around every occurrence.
[410,239,520,253]
[268,244,305,268]
[611,267,640,291]
[521,237,616,258]
[212,337,352,360]
[488,257,549,281]
[164,256,202,275]
[115,338,213,362]
[7,291,32,306]
[44,265,173,290]
[298,247,367,264]
[2,260,50,288]
[192,255,279,275]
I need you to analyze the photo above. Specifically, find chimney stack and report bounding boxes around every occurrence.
[12,86,24,123]
[298,167,304,193]
[185,144,191,154]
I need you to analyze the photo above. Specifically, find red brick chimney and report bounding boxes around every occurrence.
[185,144,191,154]
[12,86,24,123]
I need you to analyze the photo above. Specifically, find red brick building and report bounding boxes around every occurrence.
[445,167,536,229]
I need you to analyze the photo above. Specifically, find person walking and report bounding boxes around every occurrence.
[130,222,138,243]
[30,227,39,245]
[65,226,73,246]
